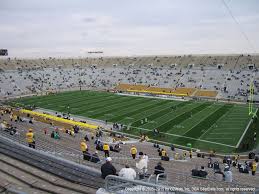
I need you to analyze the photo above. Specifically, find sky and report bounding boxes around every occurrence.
[0,0,259,58]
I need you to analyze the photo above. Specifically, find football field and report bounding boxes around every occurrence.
[13,90,253,153]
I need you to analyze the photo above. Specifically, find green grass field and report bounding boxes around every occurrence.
[12,90,253,153]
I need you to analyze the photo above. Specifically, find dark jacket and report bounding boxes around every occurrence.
[83,151,91,161]
[91,154,100,163]
[198,170,208,178]
[101,162,117,179]
[154,165,165,175]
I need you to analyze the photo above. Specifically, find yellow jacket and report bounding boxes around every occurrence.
[130,147,137,154]
[26,132,34,143]
[161,150,167,157]
[103,144,109,151]
[252,163,257,171]
[175,153,179,160]
[80,142,87,152]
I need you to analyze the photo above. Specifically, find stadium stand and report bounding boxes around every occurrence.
[0,110,258,193]
[0,54,259,101]
[0,55,259,193]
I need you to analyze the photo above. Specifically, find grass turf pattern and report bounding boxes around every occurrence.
[12,90,252,153]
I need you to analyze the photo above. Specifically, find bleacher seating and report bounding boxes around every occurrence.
[0,54,258,101]
[0,112,258,189]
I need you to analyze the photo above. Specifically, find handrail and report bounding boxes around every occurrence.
[147,174,155,183]
[156,173,167,184]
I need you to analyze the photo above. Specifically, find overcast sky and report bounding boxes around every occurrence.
[1,0,259,58]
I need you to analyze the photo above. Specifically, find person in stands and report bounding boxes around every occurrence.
[136,152,148,179]
[26,128,35,149]
[251,160,257,176]
[84,134,89,141]
[161,149,169,161]
[80,139,88,159]
[54,131,60,139]
[198,166,208,178]
[189,150,193,159]
[114,143,121,152]
[119,164,136,180]
[84,150,92,161]
[91,151,100,163]
[143,153,149,164]
[103,143,110,157]
[130,145,137,159]
[215,164,233,182]
[101,157,117,179]
[154,162,165,177]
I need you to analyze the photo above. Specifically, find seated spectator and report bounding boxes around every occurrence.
[69,129,75,137]
[50,131,55,138]
[223,165,233,182]
[91,151,100,163]
[161,149,169,161]
[215,165,233,182]
[239,163,249,173]
[10,126,17,135]
[136,152,148,179]
[101,157,117,179]
[198,166,208,178]
[84,134,89,141]
[154,162,165,178]
[153,142,159,148]
[159,149,163,157]
[96,143,103,151]
[113,143,121,152]
[84,150,91,161]
[191,166,200,177]
[0,120,8,130]
[170,144,175,151]
[213,161,220,172]
[119,164,136,180]
[54,131,60,139]
[73,125,79,133]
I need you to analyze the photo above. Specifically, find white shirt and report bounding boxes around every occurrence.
[119,168,136,180]
[224,171,233,182]
[136,158,148,173]
[143,155,149,163]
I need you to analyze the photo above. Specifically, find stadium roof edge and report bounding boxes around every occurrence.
[1,53,259,60]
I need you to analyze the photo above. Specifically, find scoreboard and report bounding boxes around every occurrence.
[0,49,8,56]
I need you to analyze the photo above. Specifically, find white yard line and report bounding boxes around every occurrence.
[205,138,233,140]
[198,105,235,140]
[139,103,199,130]
[116,100,179,123]
[181,105,222,137]
[210,132,241,135]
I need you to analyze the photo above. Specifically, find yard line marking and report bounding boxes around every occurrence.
[167,104,215,133]
[116,100,179,123]
[180,104,223,137]
[139,102,199,130]
[125,117,134,120]
[210,132,241,135]
[130,126,235,148]
[205,138,233,140]
[198,105,236,140]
